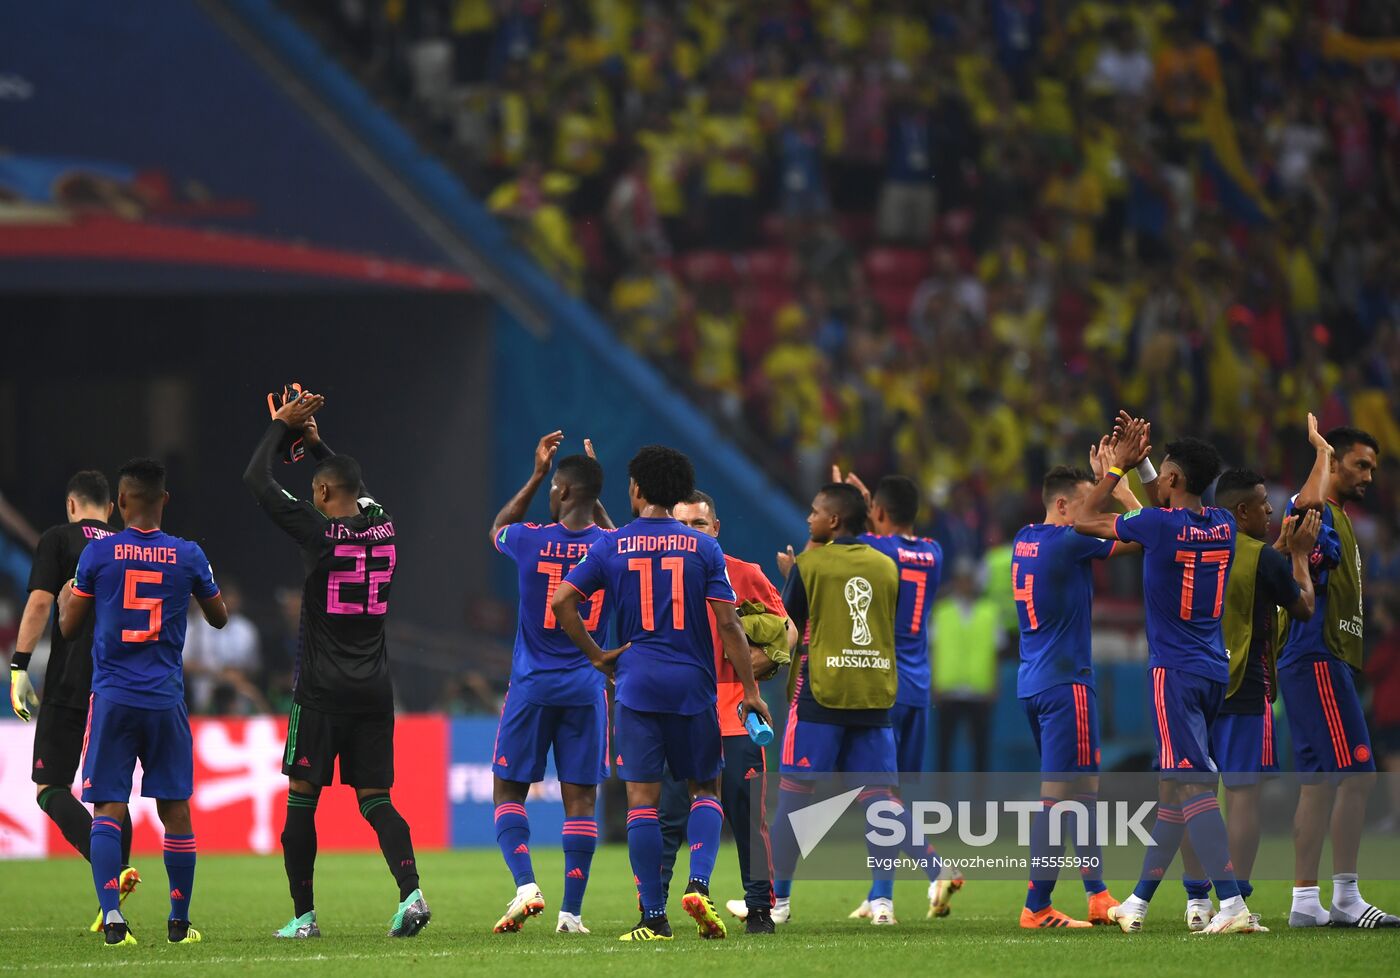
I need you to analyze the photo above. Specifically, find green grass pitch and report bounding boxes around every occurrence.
[3,846,1395,977]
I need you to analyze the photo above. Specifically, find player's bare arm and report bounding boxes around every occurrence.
[1075,417,1149,539]
[13,588,55,663]
[1279,510,1320,621]
[1090,433,1142,512]
[198,592,230,630]
[712,600,771,727]
[1294,412,1334,512]
[583,437,615,530]
[56,579,91,639]
[490,430,562,541]
[551,581,629,677]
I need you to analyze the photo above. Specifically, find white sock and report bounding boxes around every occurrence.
[1332,873,1363,912]
[1292,885,1327,913]
[1219,894,1246,917]
[1187,897,1214,911]
[1121,894,1149,916]
[517,882,540,898]
[775,897,791,910]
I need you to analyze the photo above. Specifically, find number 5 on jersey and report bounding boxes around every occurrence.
[1012,561,1038,630]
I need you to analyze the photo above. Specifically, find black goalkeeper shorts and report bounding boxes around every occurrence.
[281,704,394,788]
[32,702,88,786]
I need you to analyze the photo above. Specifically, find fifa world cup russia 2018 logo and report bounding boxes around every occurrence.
[845,576,874,646]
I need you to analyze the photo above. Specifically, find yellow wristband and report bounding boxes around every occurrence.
[1106,466,1125,480]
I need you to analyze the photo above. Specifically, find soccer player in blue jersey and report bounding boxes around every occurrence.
[56,458,228,947]
[1015,460,1141,928]
[489,431,614,935]
[1176,468,1318,930]
[553,444,771,942]
[826,469,963,921]
[1076,420,1263,935]
[1279,416,1398,928]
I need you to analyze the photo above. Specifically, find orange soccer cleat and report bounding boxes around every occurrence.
[1020,906,1093,929]
[1087,889,1119,925]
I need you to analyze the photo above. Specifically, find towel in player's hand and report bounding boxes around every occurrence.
[266,382,307,463]
[738,600,791,665]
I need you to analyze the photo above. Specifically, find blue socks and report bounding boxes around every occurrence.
[859,789,897,902]
[868,794,944,899]
[686,797,725,889]
[770,778,814,900]
[163,834,196,921]
[91,816,124,917]
[627,807,666,918]
[1072,793,1107,894]
[1026,797,1063,911]
[494,802,534,887]
[1182,792,1240,901]
[1184,878,1212,900]
[560,817,597,915]
[1132,804,1184,903]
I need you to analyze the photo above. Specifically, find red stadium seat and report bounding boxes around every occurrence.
[864,247,929,287]
[742,248,797,286]
[679,250,740,285]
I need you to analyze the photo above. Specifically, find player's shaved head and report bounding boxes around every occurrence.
[116,458,166,504]
[1214,468,1266,512]
[66,469,110,507]
[313,455,362,498]
[874,476,919,527]
[555,453,604,501]
[1162,437,1222,496]
[1042,465,1095,508]
[628,444,695,509]
[818,482,868,536]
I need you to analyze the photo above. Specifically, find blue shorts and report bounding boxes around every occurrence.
[1022,682,1100,776]
[491,687,609,785]
[1278,657,1375,774]
[1209,710,1279,787]
[779,715,896,783]
[1150,667,1224,782]
[614,704,722,783]
[890,703,930,772]
[80,694,193,803]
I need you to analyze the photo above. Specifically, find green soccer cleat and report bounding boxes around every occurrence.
[274,911,321,939]
[102,912,136,947]
[619,916,673,942]
[681,884,727,939]
[388,889,431,937]
[168,920,202,944]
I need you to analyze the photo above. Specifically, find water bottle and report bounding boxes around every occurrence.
[744,711,774,746]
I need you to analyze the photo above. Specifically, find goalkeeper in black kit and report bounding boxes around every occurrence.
[244,388,429,940]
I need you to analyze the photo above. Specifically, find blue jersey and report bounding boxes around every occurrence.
[563,516,735,715]
[859,533,942,706]
[1013,523,1116,697]
[494,521,612,706]
[73,526,220,710]
[1279,496,1344,668]
[1114,506,1236,683]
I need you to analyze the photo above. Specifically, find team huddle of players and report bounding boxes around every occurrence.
[8,386,1396,946]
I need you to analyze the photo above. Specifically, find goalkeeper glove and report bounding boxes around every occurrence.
[9,661,37,722]
[266,382,307,463]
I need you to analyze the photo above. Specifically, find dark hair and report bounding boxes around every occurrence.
[313,455,363,496]
[1163,437,1223,496]
[874,475,920,526]
[818,482,868,535]
[1214,468,1265,511]
[555,453,604,500]
[1042,465,1095,507]
[628,444,695,509]
[684,488,717,519]
[116,458,166,503]
[1325,426,1380,459]
[66,470,110,507]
